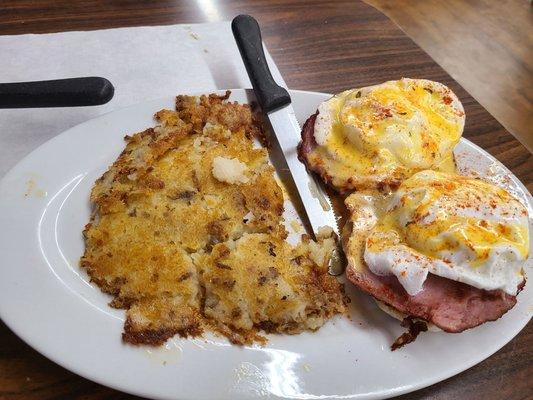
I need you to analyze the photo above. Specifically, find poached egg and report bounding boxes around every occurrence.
[308,78,465,191]
[348,170,529,296]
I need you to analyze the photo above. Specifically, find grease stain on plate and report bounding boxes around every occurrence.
[24,176,47,198]
[143,337,183,365]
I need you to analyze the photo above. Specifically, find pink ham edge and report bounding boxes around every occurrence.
[297,111,337,189]
[347,266,521,332]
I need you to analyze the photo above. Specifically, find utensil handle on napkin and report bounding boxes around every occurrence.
[0,77,114,108]
[232,15,290,112]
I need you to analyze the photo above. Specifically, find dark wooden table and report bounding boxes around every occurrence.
[0,1,531,399]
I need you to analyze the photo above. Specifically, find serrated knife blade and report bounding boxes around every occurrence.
[266,105,339,236]
[232,14,345,275]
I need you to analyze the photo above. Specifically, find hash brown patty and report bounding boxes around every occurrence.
[81,92,346,345]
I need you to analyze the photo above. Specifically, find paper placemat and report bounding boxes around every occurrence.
[0,22,286,177]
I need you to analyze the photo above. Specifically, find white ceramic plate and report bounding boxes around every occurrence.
[0,89,531,400]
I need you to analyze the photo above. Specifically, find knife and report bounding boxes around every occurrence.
[232,14,345,275]
[0,77,114,108]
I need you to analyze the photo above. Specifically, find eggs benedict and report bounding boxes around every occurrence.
[343,170,529,348]
[298,78,465,192]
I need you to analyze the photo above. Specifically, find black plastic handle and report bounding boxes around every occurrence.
[0,77,114,108]
[232,15,290,112]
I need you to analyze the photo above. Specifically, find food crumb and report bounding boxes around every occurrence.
[290,220,303,233]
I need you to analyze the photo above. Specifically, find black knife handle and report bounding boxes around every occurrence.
[232,14,290,112]
[0,77,114,108]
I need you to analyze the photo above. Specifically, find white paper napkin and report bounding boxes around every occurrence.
[0,22,286,177]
